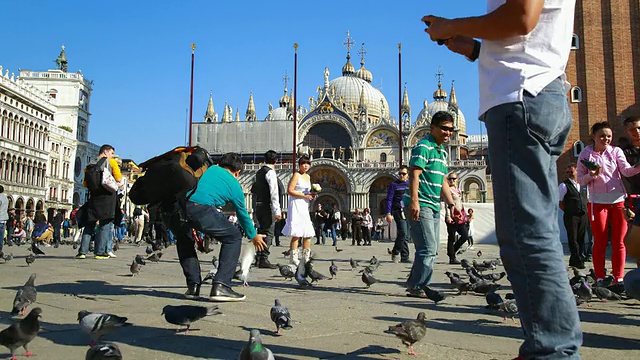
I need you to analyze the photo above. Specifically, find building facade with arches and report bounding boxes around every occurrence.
[192,39,489,218]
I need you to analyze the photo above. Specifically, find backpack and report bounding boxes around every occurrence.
[84,158,107,193]
[129,146,212,206]
[133,207,142,217]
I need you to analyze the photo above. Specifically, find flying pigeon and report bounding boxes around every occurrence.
[134,254,146,266]
[361,269,379,288]
[0,307,42,360]
[236,245,256,286]
[161,305,221,333]
[386,312,427,356]
[11,274,37,316]
[30,243,45,256]
[349,258,359,270]
[329,261,338,279]
[78,311,132,345]
[270,299,293,335]
[25,254,35,267]
[85,342,123,360]
[238,329,275,360]
[277,264,295,281]
[130,261,141,276]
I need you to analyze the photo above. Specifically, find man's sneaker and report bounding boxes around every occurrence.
[107,252,117,258]
[391,254,399,263]
[400,258,412,264]
[75,254,86,259]
[257,257,278,269]
[185,284,201,300]
[210,283,246,302]
[94,255,110,259]
[449,258,461,265]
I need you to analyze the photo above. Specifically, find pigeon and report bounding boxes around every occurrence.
[1,253,13,262]
[369,256,379,266]
[238,329,275,360]
[444,271,461,285]
[472,281,501,295]
[202,268,218,283]
[386,312,427,356]
[349,258,359,270]
[78,311,132,345]
[85,342,123,360]
[606,282,626,296]
[146,251,163,263]
[597,275,615,288]
[387,248,393,255]
[113,242,119,252]
[236,245,256,286]
[482,271,507,282]
[161,305,221,333]
[455,280,472,295]
[498,299,519,322]
[505,293,516,300]
[571,266,588,278]
[476,250,483,258]
[573,278,593,304]
[25,254,35,266]
[294,260,312,287]
[30,243,45,256]
[282,249,291,257]
[11,274,37,316]
[145,245,153,255]
[277,264,296,281]
[151,240,164,252]
[329,261,338,279]
[485,289,504,309]
[0,307,42,360]
[460,258,470,269]
[130,260,141,276]
[424,287,447,305]
[270,299,293,334]
[211,255,219,268]
[335,246,343,252]
[592,286,623,301]
[134,254,146,266]
[361,269,378,288]
[305,260,329,283]
[472,260,494,273]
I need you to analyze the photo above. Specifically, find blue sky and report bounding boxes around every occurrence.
[1,1,486,162]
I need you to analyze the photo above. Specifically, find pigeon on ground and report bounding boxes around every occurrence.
[238,329,275,360]
[592,286,623,301]
[460,258,470,269]
[277,264,296,281]
[329,261,338,279]
[30,243,45,256]
[1,253,13,262]
[129,261,141,276]
[235,245,256,286]
[0,307,41,360]
[573,278,593,305]
[597,275,615,288]
[145,245,153,255]
[472,281,501,295]
[476,250,483,258]
[369,256,379,266]
[11,273,37,316]
[455,280,472,295]
[305,260,329,283]
[472,260,494,273]
[270,299,293,334]
[211,255,219,268]
[25,254,35,267]
[505,293,515,300]
[387,248,393,255]
[385,312,427,356]
[295,260,312,287]
[161,305,221,333]
[482,271,507,282]
[78,311,132,345]
[361,269,379,288]
[85,342,122,360]
[349,258,359,270]
[485,289,504,309]
[498,299,519,322]
[151,240,164,252]
[134,254,146,266]
[424,287,447,305]
[571,266,588,278]
[606,282,626,296]
[282,249,291,257]
[444,271,462,285]
[202,268,218,283]
[335,246,343,252]
[146,251,163,263]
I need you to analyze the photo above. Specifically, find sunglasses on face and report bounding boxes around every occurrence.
[437,124,455,132]
[448,177,457,181]
[399,172,408,176]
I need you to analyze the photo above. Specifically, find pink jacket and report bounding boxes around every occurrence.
[577,144,640,204]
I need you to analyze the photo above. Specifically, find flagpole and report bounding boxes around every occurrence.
[188,43,196,147]
[292,43,298,173]
[398,43,403,167]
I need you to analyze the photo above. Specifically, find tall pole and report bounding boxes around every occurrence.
[188,43,196,147]
[292,43,298,173]
[398,43,403,167]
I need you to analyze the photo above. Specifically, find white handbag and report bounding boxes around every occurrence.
[101,161,119,193]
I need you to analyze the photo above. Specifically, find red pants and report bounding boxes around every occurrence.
[588,202,627,280]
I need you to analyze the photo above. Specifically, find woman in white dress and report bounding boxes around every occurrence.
[282,155,316,265]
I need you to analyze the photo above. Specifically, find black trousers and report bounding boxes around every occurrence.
[563,213,587,264]
[255,204,274,260]
[446,221,469,259]
[361,226,371,245]
[391,210,410,260]
[161,201,201,286]
[352,225,362,245]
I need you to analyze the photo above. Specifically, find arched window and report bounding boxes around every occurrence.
[571,34,579,50]
[570,86,582,103]
[573,140,585,157]
[380,153,387,162]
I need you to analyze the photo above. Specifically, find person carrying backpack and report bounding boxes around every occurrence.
[76,144,123,259]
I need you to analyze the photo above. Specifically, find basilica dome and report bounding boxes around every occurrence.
[416,81,466,134]
[270,106,288,121]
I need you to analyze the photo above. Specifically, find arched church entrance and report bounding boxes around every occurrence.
[304,122,353,161]
[369,176,395,218]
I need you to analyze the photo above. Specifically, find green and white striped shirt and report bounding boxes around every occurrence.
[403,134,448,212]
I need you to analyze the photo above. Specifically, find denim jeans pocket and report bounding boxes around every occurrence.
[522,79,571,142]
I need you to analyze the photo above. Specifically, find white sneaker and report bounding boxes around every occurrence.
[107,252,117,258]
[467,245,474,250]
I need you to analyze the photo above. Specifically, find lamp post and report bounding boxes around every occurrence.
[188,43,196,146]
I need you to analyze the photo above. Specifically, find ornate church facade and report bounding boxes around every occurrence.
[192,41,490,218]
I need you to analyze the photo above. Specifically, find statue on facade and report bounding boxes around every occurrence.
[338,146,344,160]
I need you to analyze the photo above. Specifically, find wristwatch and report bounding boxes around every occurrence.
[466,40,481,62]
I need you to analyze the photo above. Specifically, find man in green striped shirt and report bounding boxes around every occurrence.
[403,111,461,298]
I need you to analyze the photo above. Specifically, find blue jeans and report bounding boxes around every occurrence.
[79,221,114,256]
[624,269,640,300]
[0,222,5,252]
[392,210,410,260]
[406,206,440,290]
[186,202,243,287]
[483,76,582,359]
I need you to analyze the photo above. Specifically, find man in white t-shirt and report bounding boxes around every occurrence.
[423,1,581,359]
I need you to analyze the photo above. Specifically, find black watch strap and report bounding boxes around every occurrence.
[466,40,481,62]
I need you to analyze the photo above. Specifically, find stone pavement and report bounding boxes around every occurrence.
[0,238,639,360]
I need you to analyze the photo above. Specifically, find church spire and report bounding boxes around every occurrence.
[448,80,458,108]
[358,86,367,112]
[245,92,256,121]
[55,45,68,72]
[235,108,240,122]
[204,92,218,123]
[221,102,231,123]
[402,84,411,113]
[341,31,355,76]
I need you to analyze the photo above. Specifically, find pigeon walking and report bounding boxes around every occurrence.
[335,246,343,253]
[361,269,379,288]
[238,329,275,360]
[386,312,427,356]
[85,342,122,360]
[349,258,359,270]
[270,299,293,335]
[78,311,132,345]
[592,286,623,301]
[202,268,218,283]
[146,251,163,263]
[305,260,329,283]
[485,289,504,309]
[134,254,146,266]
[329,261,338,279]
[2,253,13,262]
[162,305,221,333]
[145,245,153,255]
[499,299,519,322]
[11,274,37,316]
[30,243,45,256]
[25,254,35,267]
[277,264,295,281]
[0,307,42,360]
[424,287,447,305]
[130,261,141,276]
